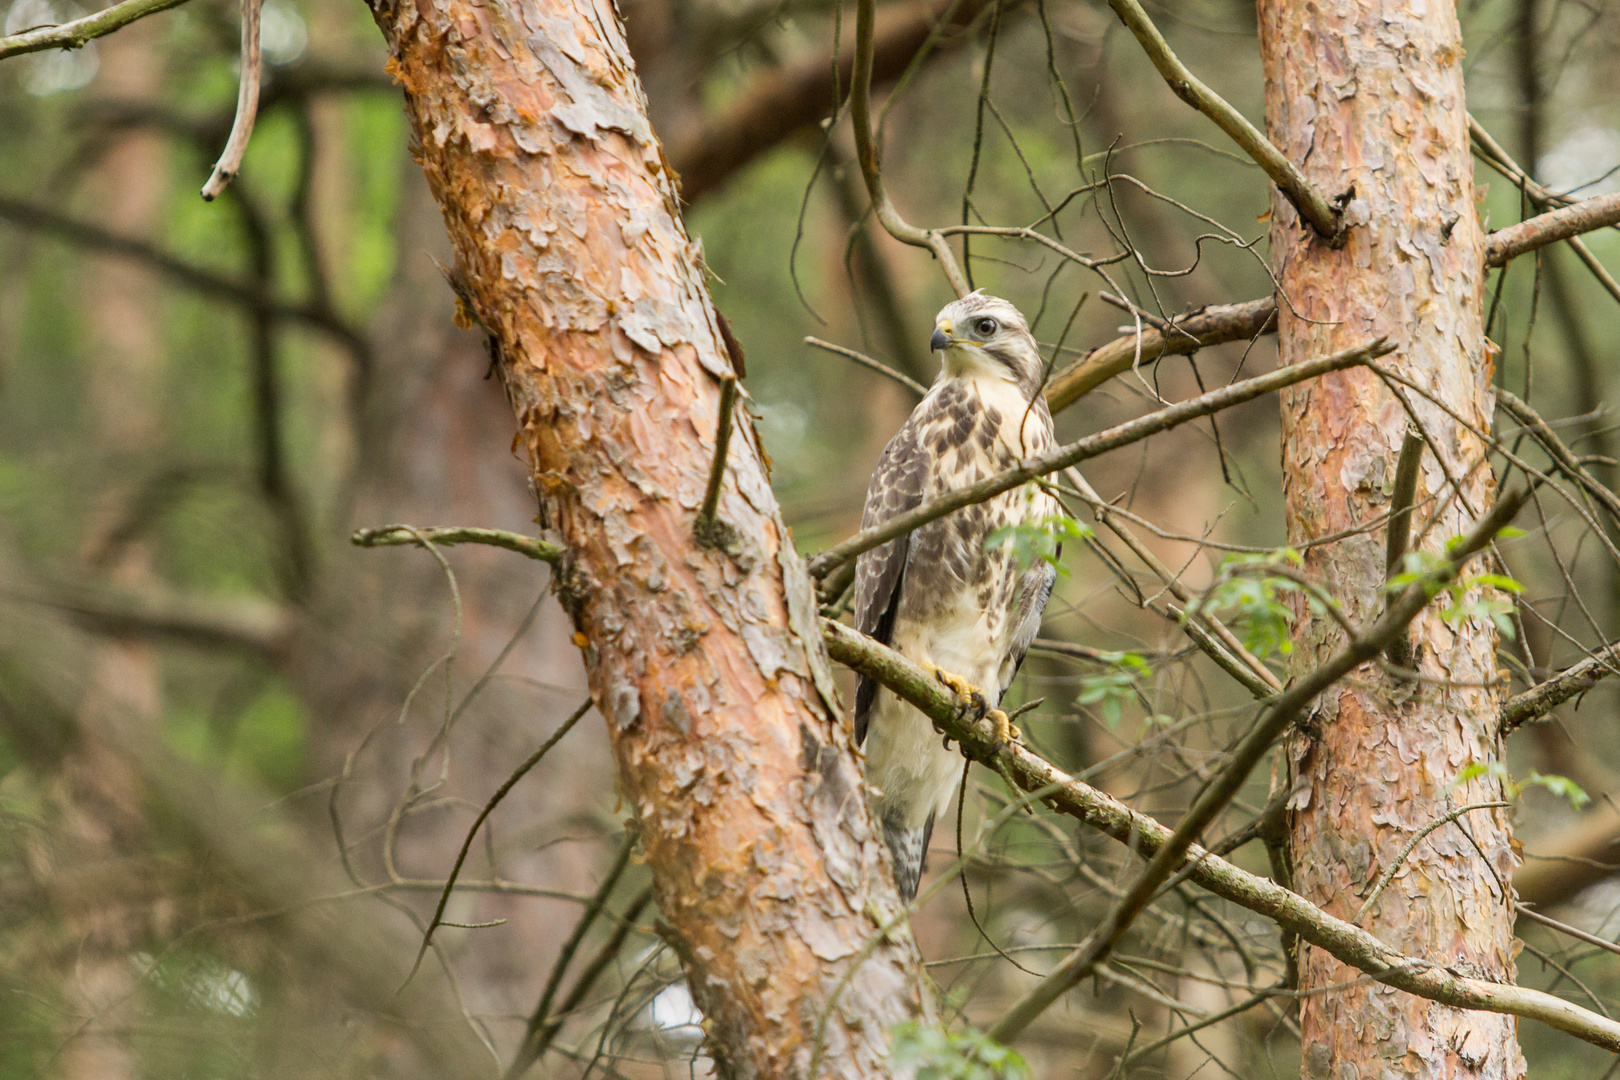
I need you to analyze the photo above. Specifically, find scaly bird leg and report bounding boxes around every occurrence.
[921,663,1022,750]
[985,708,1021,749]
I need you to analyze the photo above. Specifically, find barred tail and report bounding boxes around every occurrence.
[881,812,936,903]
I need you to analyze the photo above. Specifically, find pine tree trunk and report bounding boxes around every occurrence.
[364,0,931,1075]
[1258,1,1526,1076]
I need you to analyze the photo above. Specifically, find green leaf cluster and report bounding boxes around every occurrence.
[889,1022,1029,1080]
[1387,549,1524,639]
[1076,651,1152,728]
[1192,549,1317,658]
[1450,760,1591,811]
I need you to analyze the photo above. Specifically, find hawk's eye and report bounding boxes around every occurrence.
[974,317,998,336]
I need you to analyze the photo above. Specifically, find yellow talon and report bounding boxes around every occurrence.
[929,665,977,701]
[987,709,1022,747]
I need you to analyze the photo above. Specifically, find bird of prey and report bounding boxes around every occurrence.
[854,292,1061,901]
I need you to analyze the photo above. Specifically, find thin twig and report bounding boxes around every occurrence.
[1101,0,1343,242]
[1062,466,1282,697]
[1117,985,1282,1067]
[850,0,970,295]
[805,336,929,397]
[200,0,263,200]
[1352,802,1511,926]
[403,699,594,985]
[352,524,563,564]
[1497,388,1620,525]
[508,878,654,1079]
[0,0,190,58]
[1516,903,1620,960]
[980,487,1529,1043]
[808,337,1392,577]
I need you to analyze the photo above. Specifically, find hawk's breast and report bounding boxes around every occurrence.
[900,375,1057,649]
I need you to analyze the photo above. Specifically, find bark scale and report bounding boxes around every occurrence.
[364,1,930,1075]
[1259,1,1525,1076]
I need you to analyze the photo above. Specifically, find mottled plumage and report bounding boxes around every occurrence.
[854,293,1061,901]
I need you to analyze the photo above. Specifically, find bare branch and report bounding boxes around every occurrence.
[1044,297,1277,413]
[1044,190,1614,415]
[1497,387,1620,524]
[808,337,1392,577]
[1101,0,1343,242]
[851,0,970,295]
[696,375,739,534]
[1485,191,1620,266]
[1383,428,1424,666]
[982,488,1529,1043]
[1502,639,1620,731]
[1470,114,1620,305]
[352,524,564,564]
[0,0,190,59]
[200,0,263,199]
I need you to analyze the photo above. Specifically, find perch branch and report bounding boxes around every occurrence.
[819,506,1620,1057]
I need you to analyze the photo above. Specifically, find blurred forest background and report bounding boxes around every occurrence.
[2,0,1619,1075]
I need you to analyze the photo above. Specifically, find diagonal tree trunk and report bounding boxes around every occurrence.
[1258,1,1526,1076]
[363,1,931,1075]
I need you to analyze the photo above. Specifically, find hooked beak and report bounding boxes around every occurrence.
[930,327,951,352]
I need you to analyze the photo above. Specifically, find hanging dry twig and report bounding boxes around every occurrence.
[200,0,263,200]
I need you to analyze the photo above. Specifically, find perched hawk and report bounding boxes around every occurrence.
[854,292,1061,901]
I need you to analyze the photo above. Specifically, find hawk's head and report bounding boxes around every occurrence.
[929,292,1045,400]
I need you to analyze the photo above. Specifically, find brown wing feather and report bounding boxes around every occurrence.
[853,415,929,743]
